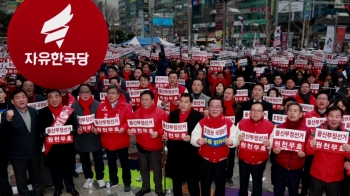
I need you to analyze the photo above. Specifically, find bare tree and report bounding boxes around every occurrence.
[91,0,119,25]
[202,3,214,46]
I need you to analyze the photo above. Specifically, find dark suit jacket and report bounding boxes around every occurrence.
[165,109,204,181]
[0,106,40,159]
[240,99,273,121]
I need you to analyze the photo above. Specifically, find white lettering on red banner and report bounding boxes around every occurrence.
[301,104,314,115]
[315,128,349,154]
[127,118,155,134]
[178,79,186,86]
[240,130,268,152]
[225,116,235,124]
[272,114,287,124]
[27,100,48,110]
[104,79,110,86]
[305,118,327,128]
[343,115,350,122]
[158,88,180,102]
[129,89,149,104]
[77,114,95,132]
[243,110,268,120]
[126,80,140,91]
[281,89,297,99]
[273,128,306,152]
[203,125,228,148]
[94,117,120,133]
[310,84,319,94]
[24,52,89,66]
[192,99,206,113]
[100,92,107,101]
[235,89,249,103]
[210,60,225,72]
[263,96,283,111]
[162,121,187,140]
[264,85,271,91]
[155,76,169,88]
[45,125,74,145]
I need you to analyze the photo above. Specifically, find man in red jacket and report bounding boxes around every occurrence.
[134,74,158,110]
[94,85,133,193]
[237,102,275,196]
[128,90,168,196]
[272,102,311,196]
[306,106,350,196]
[190,97,237,196]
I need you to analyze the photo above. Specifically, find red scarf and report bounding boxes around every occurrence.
[179,109,191,123]
[202,113,227,128]
[62,94,70,106]
[285,118,303,130]
[48,103,63,118]
[224,99,235,116]
[184,75,189,81]
[123,70,132,81]
[78,96,94,115]
[139,103,157,115]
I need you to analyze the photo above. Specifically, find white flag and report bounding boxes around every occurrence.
[323,26,335,53]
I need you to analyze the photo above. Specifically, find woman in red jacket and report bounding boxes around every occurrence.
[272,102,311,196]
[293,81,316,106]
[306,106,350,196]
[94,84,133,193]
[237,102,275,196]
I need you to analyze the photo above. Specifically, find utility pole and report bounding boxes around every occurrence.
[287,0,291,48]
[149,0,154,44]
[223,0,227,50]
[188,0,192,51]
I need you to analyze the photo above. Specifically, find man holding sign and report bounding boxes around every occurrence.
[164,93,204,196]
[190,97,236,196]
[306,106,350,196]
[272,102,311,196]
[236,102,274,196]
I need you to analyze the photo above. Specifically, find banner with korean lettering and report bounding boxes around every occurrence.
[126,80,140,92]
[235,89,249,103]
[272,114,287,124]
[192,99,206,114]
[203,125,228,148]
[27,100,48,110]
[305,118,327,128]
[272,128,306,152]
[315,128,349,154]
[127,118,155,135]
[301,104,314,115]
[263,96,283,111]
[155,76,169,88]
[335,26,346,53]
[210,60,225,72]
[310,83,319,95]
[100,93,106,103]
[158,88,180,102]
[94,117,120,133]
[162,121,187,140]
[295,59,308,69]
[281,89,297,99]
[45,125,74,145]
[239,131,268,152]
[225,116,235,124]
[243,110,268,120]
[77,114,94,133]
[192,51,207,62]
[129,89,148,104]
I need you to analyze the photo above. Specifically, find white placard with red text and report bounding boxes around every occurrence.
[272,114,287,124]
[203,125,228,148]
[263,96,283,111]
[162,121,187,140]
[155,76,169,88]
[272,128,306,152]
[210,60,225,72]
[314,128,349,154]
[301,104,314,115]
[94,117,120,133]
[240,131,268,152]
[126,80,140,91]
[310,84,319,95]
[305,118,327,128]
[158,88,180,102]
[129,89,148,104]
[45,125,74,144]
[192,99,206,113]
[77,114,95,132]
[27,100,48,110]
[235,89,249,103]
[127,118,155,135]
[281,89,297,99]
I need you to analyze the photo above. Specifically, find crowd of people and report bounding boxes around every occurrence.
[1,44,350,196]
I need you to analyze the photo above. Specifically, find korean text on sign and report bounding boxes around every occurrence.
[281,89,297,99]
[100,93,107,101]
[27,100,48,110]
[25,52,89,66]
[239,131,268,153]
[305,118,327,128]
[301,104,314,115]
[243,110,268,120]
[235,89,249,103]
[272,114,287,124]
[77,114,95,132]
[155,76,169,88]
[203,125,228,148]
[263,96,283,111]
[315,128,349,154]
[94,117,120,133]
[210,60,225,72]
[272,128,306,152]
[127,118,155,135]
[129,89,149,104]
[45,125,74,145]
[192,99,206,113]
[225,116,235,124]
[126,80,140,91]
[162,121,188,140]
[158,88,180,102]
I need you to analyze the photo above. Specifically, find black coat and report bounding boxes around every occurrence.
[37,107,77,170]
[165,109,204,181]
[240,99,273,121]
[0,106,41,159]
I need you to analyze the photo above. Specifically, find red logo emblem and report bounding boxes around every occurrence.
[7,0,109,89]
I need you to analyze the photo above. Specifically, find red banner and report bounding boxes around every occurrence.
[315,128,349,154]
[272,128,306,152]
[239,131,268,152]
[162,121,187,140]
[335,26,346,53]
[127,118,155,135]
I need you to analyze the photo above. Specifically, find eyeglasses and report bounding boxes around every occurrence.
[79,91,91,94]
[251,109,263,113]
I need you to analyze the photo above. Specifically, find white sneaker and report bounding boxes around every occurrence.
[97,180,106,188]
[83,178,92,189]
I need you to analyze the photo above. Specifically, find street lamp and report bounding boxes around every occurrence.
[249,23,259,47]
[326,12,349,53]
